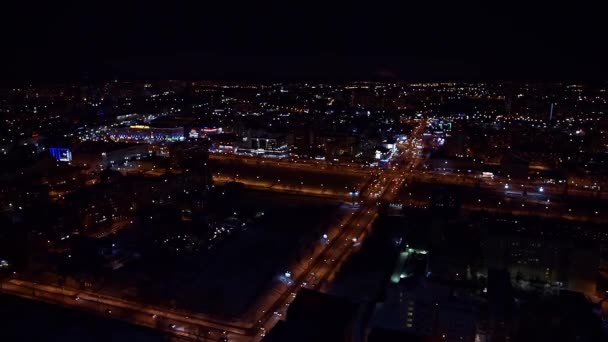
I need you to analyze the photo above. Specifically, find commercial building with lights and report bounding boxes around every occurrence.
[72,142,151,170]
[235,136,290,158]
[109,125,184,142]
[188,127,223,139]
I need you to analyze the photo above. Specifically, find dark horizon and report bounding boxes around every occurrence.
[3,2,606,84]
[5,54,608,85]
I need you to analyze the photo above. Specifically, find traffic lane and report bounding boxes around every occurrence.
[418,171,604,199]
[2,281,252,342]
[252,207,376,335]
[213,175,352,199]
[254,208,370,321]
[2,279,251,337]
[210,163,367,194]
[307,211,379,291]
[253,179,395,338]
[210,154,371,175]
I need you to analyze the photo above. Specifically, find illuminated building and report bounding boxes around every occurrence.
[188,129,199,139]
[188,127,223,139]
[235,136,289,158]
[379,276,479,342]
[374,142,397,167]
[482,229,600,294]
[49,147,72,162]
[72,142,150,170]
[109,125,184,142]
[209,133,238,153]
[318,133,359,158]
[101,144,151,169]
[370,247,480,342]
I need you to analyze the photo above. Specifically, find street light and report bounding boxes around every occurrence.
[349,191,359,206]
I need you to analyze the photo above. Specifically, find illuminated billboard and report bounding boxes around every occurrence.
[49,147,72,162]
[189,127,223,139]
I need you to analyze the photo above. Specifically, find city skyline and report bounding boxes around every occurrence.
[1,2,607,341]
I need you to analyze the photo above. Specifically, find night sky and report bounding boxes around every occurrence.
[3,1,606,82]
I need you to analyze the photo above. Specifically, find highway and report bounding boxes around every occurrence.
[209,153,371,176]
[250,204,379,340]
[405,170,606,200]
[0,278,251,341]
[249,119,429,340]
[213,175,352,200]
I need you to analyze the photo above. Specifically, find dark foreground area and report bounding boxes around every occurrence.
[0,293,166,342]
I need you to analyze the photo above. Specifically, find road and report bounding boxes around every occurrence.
[250,204,379,340]
[213,175,353,200]
[0,278,251,341]
[209,153,371,176]
[249,119,429,340]
[407,170,606,200]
